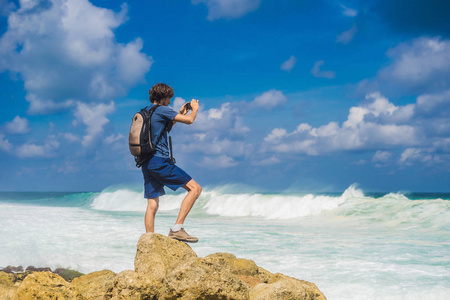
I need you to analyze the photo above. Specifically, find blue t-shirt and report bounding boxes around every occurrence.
[148,104,178,158]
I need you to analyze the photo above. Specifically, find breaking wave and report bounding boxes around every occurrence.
[89,185,450,229]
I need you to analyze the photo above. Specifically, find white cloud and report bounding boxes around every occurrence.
[0,0,152,114]
[105,133,124,144]
[280,55,297,72]
[16,135,60,158]
[372,151,392,163]
[172,97,187,112]
[202,155,238,168]
[336,24,357,44]
[5,115,30,134]
[74,101,115,147]
[0,134,13,152]
[311,60,335,79]
[416,89,450,116]
[340,4,357,17]
[250,89,287,110]
[62,132,80,143]
[263,92,419,155]
[192,0,261,21]
[173,101,251,166]
[264,128,287,142]
[398,148,442,167]
[373,37,450,94]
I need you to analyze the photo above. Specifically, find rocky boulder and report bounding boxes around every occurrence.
[162,256,249,299]
[71,270,116,300]
[105,270,162,300]
[0,271,17,300]
[250,275,327,300]
[134,233,197,281]
[6,233,327,300]
[13,271,84,300]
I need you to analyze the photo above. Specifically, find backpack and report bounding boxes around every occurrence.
[129,105,165,168]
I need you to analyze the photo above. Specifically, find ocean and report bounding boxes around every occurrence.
[0,185,449,300]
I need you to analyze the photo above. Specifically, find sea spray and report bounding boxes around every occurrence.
[1,186,449,300]
[89,185,450,229]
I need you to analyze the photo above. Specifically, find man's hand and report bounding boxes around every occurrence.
[190,99,199,112]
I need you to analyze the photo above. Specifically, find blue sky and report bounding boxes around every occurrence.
[0,0,449,192]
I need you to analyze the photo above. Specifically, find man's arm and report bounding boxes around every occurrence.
[173,99,199,125]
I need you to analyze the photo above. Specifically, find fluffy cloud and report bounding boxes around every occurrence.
[263,93,423,156]
[372,151,392,163]
[0,0,152,114]
[74,101,115,147]
[249,89,287,110]
[5,115,30,134]
[0,134,13,152]
[280,55,297,72]
[367,37,450,95]
[202,154,238,168]
[171,99,251,167]
[311,60,335,79]
[16,135,60,158]
[192,0,261,21]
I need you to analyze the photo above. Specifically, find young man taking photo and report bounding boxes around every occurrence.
[142,83,201,243]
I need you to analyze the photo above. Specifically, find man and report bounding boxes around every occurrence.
[142,83,201,243]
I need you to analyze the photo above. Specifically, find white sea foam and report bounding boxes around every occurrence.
[1,187,449,300]
[89,185,450,229]
[90,189,184,212]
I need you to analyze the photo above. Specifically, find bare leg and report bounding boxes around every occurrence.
[175,179,202,225]
[145,197,159,233]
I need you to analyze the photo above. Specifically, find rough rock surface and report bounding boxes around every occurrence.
[72,270,116,300]
[13,271,84,300]
[163,256,249,299]
[105,270,162,300]
[134,233,197,281]
[250,276,327,300]
[6,233,327,299]
[0,271,17,300]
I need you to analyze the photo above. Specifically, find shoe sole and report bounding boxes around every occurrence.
[169,235,198,243]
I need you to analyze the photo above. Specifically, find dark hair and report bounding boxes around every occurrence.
[149,83,174,103]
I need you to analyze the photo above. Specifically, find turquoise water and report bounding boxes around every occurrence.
[1,186,449,299]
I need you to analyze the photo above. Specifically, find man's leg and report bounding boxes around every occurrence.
[175,179,202,225]
[145,197,159,233]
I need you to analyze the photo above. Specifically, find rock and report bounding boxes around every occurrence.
[162,256,249,300]
[0,266,23,273]
[71,270,116,299]
[236,275,262,288]
[134,233,196,281]
[249,276,327,300]
[14,271,84,300]
[54,268,85,282]
[25,266,52,272]
[11,271,32,283]
[6,234,327,300]
[0,271,17,300]
[205,253,259,276]
[255,267,277,284]
[105,270,162,300]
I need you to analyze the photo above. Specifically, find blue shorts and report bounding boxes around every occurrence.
[142,156,192,199]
